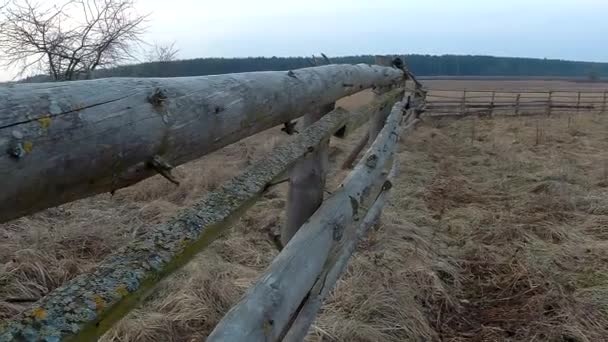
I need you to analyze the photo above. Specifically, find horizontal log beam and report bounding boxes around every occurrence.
[0,64,403,223]
[0,106,355,342]
[207,100,410,342]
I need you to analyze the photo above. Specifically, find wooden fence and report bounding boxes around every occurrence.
[0,59,426,341]
[425,89,608,117]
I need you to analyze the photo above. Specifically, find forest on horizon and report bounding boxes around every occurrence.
[17,54,608,82]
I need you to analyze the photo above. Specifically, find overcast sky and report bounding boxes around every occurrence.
[1,0,607,80]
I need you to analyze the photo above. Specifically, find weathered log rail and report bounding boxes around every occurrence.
[0,64,403,223]
[425,89,608,117]
[0,57,426,342]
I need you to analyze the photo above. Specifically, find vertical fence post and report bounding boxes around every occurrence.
[369,88,392,143]
[461,90,467,116]
[368,56,394,144]
[602,91,607,114]
[489,91,496,116]
[576,91,581,114]
[546,91,553,116]
[282,103,334,247]
[515,93,521,116]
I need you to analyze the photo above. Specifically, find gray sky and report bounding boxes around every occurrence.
[1,0,607,80]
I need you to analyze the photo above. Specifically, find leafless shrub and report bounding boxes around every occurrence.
[146,41,179,62]
[0,0,147,80]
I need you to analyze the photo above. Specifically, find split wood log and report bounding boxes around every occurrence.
[282,159,400,342]
[0,64,403,223]
[0,106,361,342]
[207,100,409,342]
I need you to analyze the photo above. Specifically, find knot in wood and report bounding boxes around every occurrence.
[7,141,25,159]
[7,130,25,159]
[148,88,168,107]
[382,180,393,191]
[349,195,360,222]
[281,121,298,135]
[333,221,345,241]
[365,154,379,168]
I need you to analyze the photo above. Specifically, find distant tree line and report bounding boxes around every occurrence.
[18,54,608,82]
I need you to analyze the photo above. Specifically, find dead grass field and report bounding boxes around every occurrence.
[2,81,608,341]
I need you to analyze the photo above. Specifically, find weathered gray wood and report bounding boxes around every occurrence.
[282,159,400,342]
[337,88,404,138]
[282,103,334,246]
[207,100,407,342]
[338,88,403,171]
[0,107,354,342]
[368,95,392,144]
[368,56,396,144]
[341,132,369,170]
[0,64,403,223]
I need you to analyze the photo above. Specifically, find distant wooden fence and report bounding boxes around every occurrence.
[426,89,608,117]
[0,58,426,341]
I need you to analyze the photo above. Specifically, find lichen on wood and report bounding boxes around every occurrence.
[0,64,404,223]
[0,107,353,342]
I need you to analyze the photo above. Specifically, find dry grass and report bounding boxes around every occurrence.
[422,112,608,341]
[2,85,608,341]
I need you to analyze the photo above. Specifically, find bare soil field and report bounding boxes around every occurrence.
[2,81,608,341]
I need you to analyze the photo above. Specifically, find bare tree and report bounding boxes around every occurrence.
[0,0,147,80]
[146,41,179,62]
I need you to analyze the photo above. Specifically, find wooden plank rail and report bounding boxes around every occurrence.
[207,98,418,341]
[282,158,402,342]
[0,64,403,223]
[0,83,408,341]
